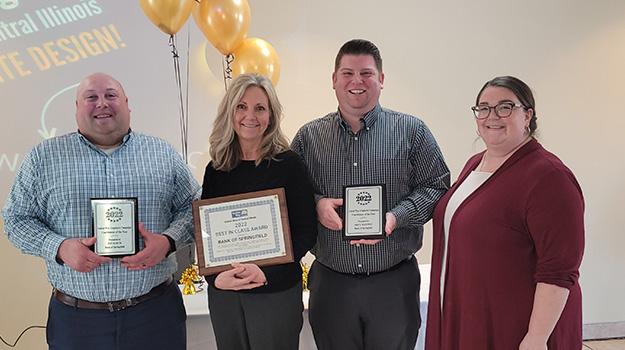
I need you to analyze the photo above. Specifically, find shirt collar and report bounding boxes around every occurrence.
[337,104,382,132]
[77,128,133,152]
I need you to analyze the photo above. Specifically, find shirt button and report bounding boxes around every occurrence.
[354,137,358,140]
[357,263,362,268]
[353,162,358,167]
[366,127,370,131]
[356,243,360,247]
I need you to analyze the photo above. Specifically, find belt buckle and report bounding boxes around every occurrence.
[107,299,133,312]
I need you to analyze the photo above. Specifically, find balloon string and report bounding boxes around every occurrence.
[169,34,188,164]
[184,21,191,164]
[222,54,234,91]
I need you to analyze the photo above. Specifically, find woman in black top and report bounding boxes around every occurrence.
[201,73,317,350]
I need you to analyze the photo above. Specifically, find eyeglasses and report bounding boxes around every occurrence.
[471,102,525,119]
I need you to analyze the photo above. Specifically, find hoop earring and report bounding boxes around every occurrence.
[525,125,531,135]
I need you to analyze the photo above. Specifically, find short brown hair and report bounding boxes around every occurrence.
[334,39,383,72]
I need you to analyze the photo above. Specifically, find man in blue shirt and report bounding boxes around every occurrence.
[3,72,200,350]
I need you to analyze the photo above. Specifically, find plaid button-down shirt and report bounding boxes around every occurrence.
[292,105,450,274]
[3,131,200,301]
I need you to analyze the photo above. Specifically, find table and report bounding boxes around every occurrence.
[182,263,431,350]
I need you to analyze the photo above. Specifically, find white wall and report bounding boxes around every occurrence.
[1,0,624,346]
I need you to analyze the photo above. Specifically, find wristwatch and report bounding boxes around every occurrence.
[163,234,176,256]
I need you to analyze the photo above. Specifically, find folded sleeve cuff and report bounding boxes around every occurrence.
[534,271,579,290]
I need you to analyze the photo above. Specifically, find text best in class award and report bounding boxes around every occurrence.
[192,188,293,276]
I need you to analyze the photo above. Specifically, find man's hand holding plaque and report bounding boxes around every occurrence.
[316,198,344,231]
[121,223,172,270]
[349,212,397,246]
[57,237,112,272]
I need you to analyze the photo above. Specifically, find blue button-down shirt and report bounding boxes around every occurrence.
[3,131,200,302]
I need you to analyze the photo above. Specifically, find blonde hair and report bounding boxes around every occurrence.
[209,74,290,171]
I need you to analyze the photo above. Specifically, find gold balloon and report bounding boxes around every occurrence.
[193,0,251,55]
[231,38,281,86]
[139,0,195,35]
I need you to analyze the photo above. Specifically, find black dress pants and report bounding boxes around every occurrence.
[208,282,303,350]
[308,258,421,350]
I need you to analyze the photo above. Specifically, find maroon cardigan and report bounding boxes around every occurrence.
[425,139,584,350]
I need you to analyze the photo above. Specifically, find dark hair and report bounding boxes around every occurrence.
[334,39,383,72]
[476,76,538,136]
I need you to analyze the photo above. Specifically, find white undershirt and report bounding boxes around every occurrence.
[101,145,121,155]
[440,170,492,309]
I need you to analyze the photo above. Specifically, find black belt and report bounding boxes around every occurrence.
[323,256,415,278]
[53,277,173,312]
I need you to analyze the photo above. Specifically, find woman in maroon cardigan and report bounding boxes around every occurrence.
[425,76,584,350]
